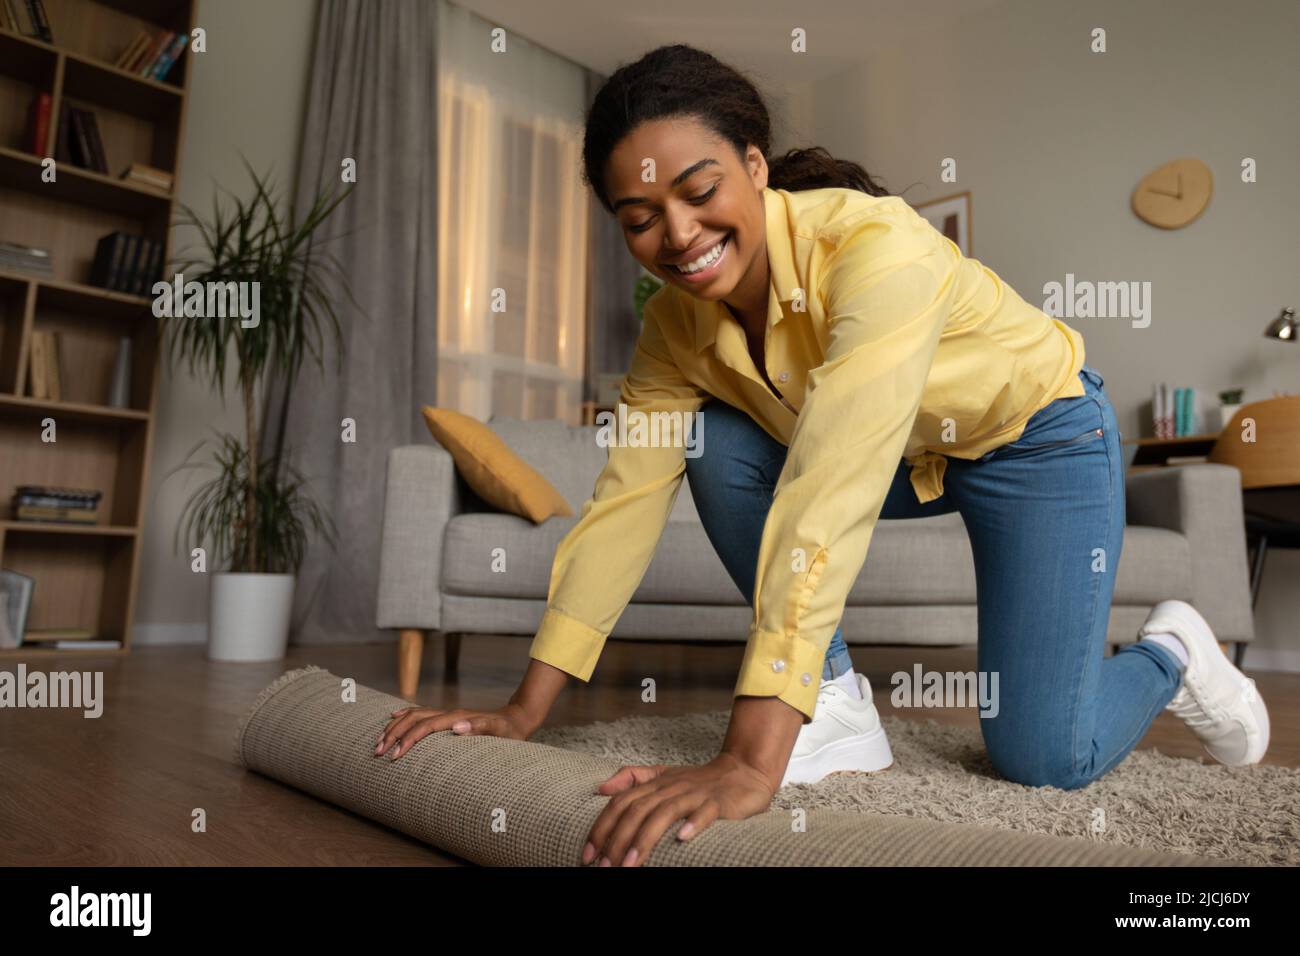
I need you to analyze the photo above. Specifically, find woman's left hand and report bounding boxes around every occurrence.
[582,752,777,867]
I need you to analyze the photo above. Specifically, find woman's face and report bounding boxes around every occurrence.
[604,116,767,304]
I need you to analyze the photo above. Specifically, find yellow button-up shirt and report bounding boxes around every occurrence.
[528,185,1086,721]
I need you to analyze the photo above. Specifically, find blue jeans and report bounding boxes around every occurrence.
[684,366,1184,789]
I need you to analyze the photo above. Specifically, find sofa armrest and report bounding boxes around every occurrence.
[1125,464,1255,643]
[376,444,465,631]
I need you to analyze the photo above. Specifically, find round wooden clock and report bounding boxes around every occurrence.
[1132,158,1213,229]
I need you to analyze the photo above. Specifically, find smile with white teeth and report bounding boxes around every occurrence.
[669,235,728,275]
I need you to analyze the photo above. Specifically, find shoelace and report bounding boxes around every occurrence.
[1168,676,1256,732]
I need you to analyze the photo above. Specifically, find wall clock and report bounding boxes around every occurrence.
[1132,158,1212,229]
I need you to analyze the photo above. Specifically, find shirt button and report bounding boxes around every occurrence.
[801,673,812,685]
[778,371,790,383]
[772,659,786,673]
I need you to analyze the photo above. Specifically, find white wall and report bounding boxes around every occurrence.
[133,0,319,644]
[796,0,1299,668]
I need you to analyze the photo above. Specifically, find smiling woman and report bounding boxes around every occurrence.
[377,42,1269,869]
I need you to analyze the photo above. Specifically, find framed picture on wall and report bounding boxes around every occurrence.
[911,191,972,257]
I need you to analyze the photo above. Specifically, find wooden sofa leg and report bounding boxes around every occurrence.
[398,629,426,699]
[445,632,462,676]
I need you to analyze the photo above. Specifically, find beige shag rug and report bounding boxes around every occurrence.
[532,710,1300,866]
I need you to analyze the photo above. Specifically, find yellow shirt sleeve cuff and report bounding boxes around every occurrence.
[528,607,608,681]
[732,625,827,722]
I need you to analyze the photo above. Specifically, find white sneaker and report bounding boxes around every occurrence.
[1139,599,1270,766]
[780,673,894,786]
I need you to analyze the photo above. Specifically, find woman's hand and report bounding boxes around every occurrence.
[375,702,540,760]
[582,752,777,867]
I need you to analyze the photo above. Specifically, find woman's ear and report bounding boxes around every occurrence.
[745,144,769,191]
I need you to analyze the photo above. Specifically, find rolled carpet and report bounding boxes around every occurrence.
[233,666,1224,866]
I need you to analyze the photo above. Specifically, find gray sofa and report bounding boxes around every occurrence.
[377,417,1257,697]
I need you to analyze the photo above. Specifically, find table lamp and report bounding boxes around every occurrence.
[1263,307,1296,342]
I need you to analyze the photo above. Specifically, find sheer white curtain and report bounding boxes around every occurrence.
[436,0,589,423]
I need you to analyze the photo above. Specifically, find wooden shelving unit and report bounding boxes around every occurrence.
[0,0,195,657]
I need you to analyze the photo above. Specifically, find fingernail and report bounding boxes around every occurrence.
[387,744,399,758]
[598,857,611,867]
[453,721,470,733]
[621,848,638,867]
[582,842,595,864]
[678,823,695,840]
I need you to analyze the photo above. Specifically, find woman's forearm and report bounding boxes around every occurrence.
[509,658,570,731]
[721,695,805,791]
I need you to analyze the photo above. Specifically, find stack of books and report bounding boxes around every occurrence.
[90,231,165,296]
[0,240,52,277]
[26,329,62,401]
[12,485,101,525]
[120,162,174,192]
[1152,383,1205,438]
[0,0,53,42]
[114,29,189,81]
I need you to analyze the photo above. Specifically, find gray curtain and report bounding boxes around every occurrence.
[261,0,439,645]
[582,68,642,401]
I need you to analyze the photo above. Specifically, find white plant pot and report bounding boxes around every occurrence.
[1215,403,1243,433]
[207,572,296,662]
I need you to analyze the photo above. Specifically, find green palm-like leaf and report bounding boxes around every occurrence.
[163,161,358,574]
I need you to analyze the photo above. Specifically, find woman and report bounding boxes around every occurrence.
[376,44,1269,866]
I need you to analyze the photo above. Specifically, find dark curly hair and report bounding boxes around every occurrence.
[582,43,890,215]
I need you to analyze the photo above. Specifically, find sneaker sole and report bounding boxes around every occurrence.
[781,722,895,786]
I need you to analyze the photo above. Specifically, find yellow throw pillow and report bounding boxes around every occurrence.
[420,406,574,523]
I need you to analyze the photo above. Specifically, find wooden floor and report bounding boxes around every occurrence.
[1,636,1295,866]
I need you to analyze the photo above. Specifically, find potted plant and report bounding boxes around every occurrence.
[164,163,353,661]
[633,269,663,323]
[1216,387,1245,432]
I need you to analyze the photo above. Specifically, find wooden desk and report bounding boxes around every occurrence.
[1123,433,1220,472]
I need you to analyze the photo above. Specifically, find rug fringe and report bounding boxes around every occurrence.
[231,665,331,767]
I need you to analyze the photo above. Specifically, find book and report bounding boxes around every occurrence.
[68,106,92,169]
[45,329,61,401]
[126,236,152,295]
[81,109,108,173]
[152,32,188,81]
[14,485,103,507]
[120,162,174,191]
[137,30,174,76]
[27,329,48,399]
[26,0,52,43]
[115,31,152,70]
[0,569,35,649]
[53,100,72,164]
[0,240,52,275]
[15,505,98,523]
[27,91,51,155]
[23,628,95,642]
[55,640,121,650]
[7,0,38,37]
[14,492,98,509]
[145,238,165,293]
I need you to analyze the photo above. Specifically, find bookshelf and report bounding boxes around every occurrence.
[0,0,195,657]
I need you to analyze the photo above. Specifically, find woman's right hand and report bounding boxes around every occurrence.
[375,702,541,760]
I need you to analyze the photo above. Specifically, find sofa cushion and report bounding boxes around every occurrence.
[422,407,572,522]
[441,511,1193,606]
[486,417,700,523]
